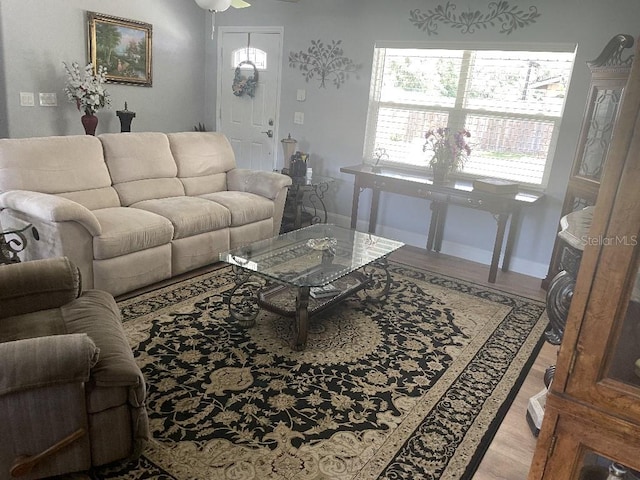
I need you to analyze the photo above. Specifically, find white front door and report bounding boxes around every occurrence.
[218,27,283,171]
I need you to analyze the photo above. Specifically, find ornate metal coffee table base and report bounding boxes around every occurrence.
[226,257,393,351]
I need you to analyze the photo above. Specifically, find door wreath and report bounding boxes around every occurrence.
[232,60,259,98]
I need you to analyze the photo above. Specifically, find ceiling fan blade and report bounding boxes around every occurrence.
[231,0,251,8]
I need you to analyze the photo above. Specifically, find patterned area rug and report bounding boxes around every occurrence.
[95,262,547,480]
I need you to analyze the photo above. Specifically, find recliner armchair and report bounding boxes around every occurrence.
[0,257,148,479]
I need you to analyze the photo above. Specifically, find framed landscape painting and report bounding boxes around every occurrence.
[87,12,152,87]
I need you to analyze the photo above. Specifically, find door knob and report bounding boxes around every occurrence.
[262,129,273,138]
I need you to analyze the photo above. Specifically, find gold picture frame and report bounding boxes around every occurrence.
[87,11,152,87]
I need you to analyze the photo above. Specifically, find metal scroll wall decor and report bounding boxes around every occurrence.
[409,1,541,35]
[289,40,362,89]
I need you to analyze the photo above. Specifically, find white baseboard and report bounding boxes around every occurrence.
[328,212,548,279]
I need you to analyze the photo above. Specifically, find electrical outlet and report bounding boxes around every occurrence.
[294,112,304,125]
[39,93,58,106]
[296,89,306,101]
[20,92,35,107]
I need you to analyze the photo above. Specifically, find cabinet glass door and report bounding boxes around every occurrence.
[564,229,640,419]
[574,86,624,182]
[541,415,640,480]
[578,452,639,480]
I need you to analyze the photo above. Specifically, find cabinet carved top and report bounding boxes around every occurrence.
[587,33,635,72]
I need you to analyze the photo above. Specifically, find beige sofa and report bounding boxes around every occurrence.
[0,132,291,296]
[0,257,148,479]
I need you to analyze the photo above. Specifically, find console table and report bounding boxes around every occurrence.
[340,164,543,283]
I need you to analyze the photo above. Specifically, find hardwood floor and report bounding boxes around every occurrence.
[391,245,553,480]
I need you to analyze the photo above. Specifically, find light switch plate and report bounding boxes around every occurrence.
[39,92,58,106]
[20,92,35,107]
[294,112,304,125]
[296,89,306,101]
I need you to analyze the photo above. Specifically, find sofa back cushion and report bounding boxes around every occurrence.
[100,132,184,206]
[167,132,236,196]
[0,135,119,210]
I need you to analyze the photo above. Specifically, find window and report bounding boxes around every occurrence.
[232,47,267,70]
[363,45,576,187]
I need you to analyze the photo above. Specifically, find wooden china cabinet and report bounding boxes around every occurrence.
[542,33,634,290]
[528,35,640,480]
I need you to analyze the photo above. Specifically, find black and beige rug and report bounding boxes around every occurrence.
[96,262,547,480]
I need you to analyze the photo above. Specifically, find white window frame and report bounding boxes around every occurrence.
[363,41,577,189]
[232,47,268,70]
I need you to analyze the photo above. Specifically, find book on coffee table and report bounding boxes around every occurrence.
[473,178,520,194]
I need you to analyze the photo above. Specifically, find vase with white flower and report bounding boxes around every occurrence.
[423,127,472,184]
[63,62,111,135]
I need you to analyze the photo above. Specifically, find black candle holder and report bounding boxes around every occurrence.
[116,102,136,132]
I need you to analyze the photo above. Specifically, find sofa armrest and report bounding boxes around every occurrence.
[0,334,99,396]
[0,257,82,319]
[0,190,102,236]
[226,169,292,200]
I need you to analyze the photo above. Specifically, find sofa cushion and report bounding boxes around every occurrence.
[99,132,185,205]
[200,191,274,227]
[0,135,119,210]
[131,196,231,239]
[92,207,174,260]
[167,132,236,196]
[113,178,185,207]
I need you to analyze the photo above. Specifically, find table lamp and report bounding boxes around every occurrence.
[281,133,297,171]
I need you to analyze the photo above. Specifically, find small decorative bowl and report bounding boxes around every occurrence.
[306,237,337,251]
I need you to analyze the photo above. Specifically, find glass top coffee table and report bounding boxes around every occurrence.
[219,224,404,350]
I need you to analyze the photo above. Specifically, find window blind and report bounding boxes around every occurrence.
[364,46,576,187]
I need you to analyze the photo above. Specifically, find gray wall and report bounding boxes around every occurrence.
[0,0,207,137]
[1,0,638,279]
[211,0,640,278]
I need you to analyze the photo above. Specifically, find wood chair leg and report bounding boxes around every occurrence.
[10,428,86,477]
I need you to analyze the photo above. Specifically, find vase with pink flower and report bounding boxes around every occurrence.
[423,127,472,184]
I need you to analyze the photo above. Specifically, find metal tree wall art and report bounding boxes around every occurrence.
[409,1,541,35]
[289,40,362,89]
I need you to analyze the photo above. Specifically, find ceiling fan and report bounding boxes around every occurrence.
[195,0,298,40]
[194,0,250,12]
[194,0,251,37]
[195,0,300,36]
[195,0,300,13]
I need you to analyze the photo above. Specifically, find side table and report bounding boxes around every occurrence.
[0,219,40,264]
[280,175,334,233]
